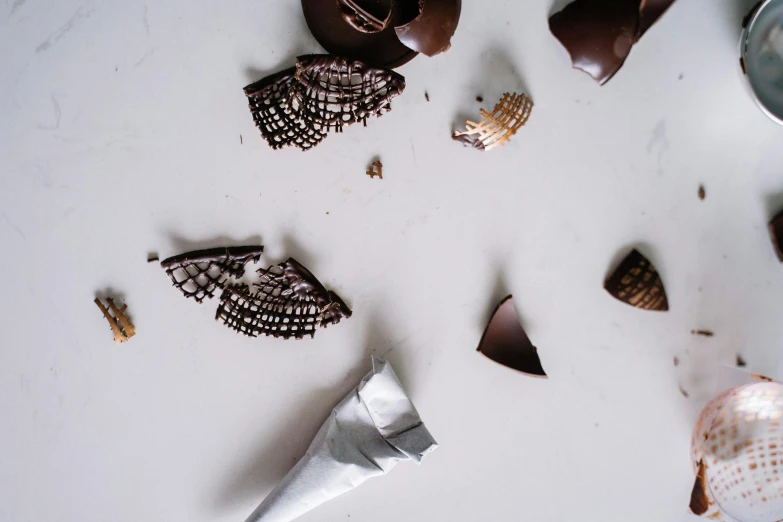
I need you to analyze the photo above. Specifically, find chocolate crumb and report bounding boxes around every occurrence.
[425,91,429,102]
[476,95,483,102]
[679,385,690,398]
[673,356,680,367]
[698,185,705,200]
[691,330,714,337]
[147,254,159,263]
[366,160,383,179]
[736,355,747,368]
[240,134,243,145]
[679,73,684,80]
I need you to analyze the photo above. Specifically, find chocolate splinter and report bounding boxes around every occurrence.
[549,0,677,85]
[604,249,669,311]
[477,295,547,377]
[769,208,783,262]
[95,297,136,344]
[394,0,462,57]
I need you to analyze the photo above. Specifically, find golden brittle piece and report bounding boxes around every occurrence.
[452,92,533,151]
[94,297,136,343]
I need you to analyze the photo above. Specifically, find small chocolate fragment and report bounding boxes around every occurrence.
[689,460,710,516]
[301,0,419,68]
[452,93,533,151]
[245,55,405,151]
[425,91,429,101]
[698,185,705,200]
[160,246,264,303]
[95,297,135,344]
[476,95,483,102]
[216,258,352,339]
[477,295,547,378]
[769,209,783,262]
[673,356,680,366]
[679,385,689,398]
[366,160,383,179]
[736,354,747,368]
[147,254,159,263]
[604,249,669,311]
[549,0,677,85]
[394,0,462,57]
[691,330,714,337]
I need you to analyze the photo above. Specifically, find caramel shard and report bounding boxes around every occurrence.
[216,258,352,340]
[244,55,405,152]
[366,160,383,179]
[94,297,136,344]
[160,246,264,303]
[477,295,547,377]
[452,93,533,151]
[604,249,669,311]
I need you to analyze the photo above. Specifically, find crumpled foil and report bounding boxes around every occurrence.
[244,356,437,522]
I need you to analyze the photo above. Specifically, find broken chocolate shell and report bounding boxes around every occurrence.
[769,209,783,262]
[245,55,405,151]
[452,93,533,151]
[549,0,676,85]
[302,0,419,68]
[394,0,462,57]
[689,460,709,516]
[160,246,264,303]
[477,295,547,377]
[216,258,352,339]
[604,249,669,311]
[95,297,136,344]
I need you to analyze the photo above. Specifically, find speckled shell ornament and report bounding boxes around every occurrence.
[690,382,783,522]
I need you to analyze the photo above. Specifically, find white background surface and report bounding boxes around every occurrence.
[2,0,783,521]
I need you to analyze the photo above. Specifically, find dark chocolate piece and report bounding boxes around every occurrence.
[245,55,405,151]
[549,0,676,85]
[160,246,264,303]
[301,0,419,68]
[216,258,352,339]
[769,209,783,262]
[477,295,547,377]
[425,91,429,101]
[689,460,710,516]
[698,185,705,200]
[95,297,135,344]
[394,0,462,57]
[147,254,159,263]
[679,385,689,398]
[691,330,714,337]
[604,249,669,311]
[452,93,533,151]
[736,354,747,367]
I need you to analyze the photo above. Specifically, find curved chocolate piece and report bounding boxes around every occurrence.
[216,258,352,339]
[394,0,462,57]
[770,208,783,262]
[160,246,264,303]
[689,460,710,516]
[549,0,677,85]
[302,0,419,68]
[604,249,669,311]
[339,0,394,33]
[477,295,547,377]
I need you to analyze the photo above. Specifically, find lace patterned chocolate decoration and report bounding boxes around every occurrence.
[604,249,669,311]
[216,258,352,339]
[160,246,264,303]
[244,54,406,151]
[94,297,136,344]
[452,93,533,151]
[366,160,383,179]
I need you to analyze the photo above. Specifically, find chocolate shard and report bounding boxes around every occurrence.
[604,249,669,311]
[366,160,383,179]
[95,297,136,344]
[549,0,677,85]
[477,295,547,377]
[689,460,710,516]
[394,0,462,57]
[216,258,352,339]
[160,246,264,303]
[245,55,405,152]
[769,209,783,262]
[301,0,419,68]
[452,93,533,151]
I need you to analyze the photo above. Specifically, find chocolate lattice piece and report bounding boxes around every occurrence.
[452,93,533,151]
[244,54,405,151]
[216,258,352,339]
[160,246,264,303]
[604,249,669,311]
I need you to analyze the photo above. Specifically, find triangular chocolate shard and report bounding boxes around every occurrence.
[477,295,547,377]
[604,249,669,311]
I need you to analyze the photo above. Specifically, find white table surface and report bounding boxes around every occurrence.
[2,0,783,521]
